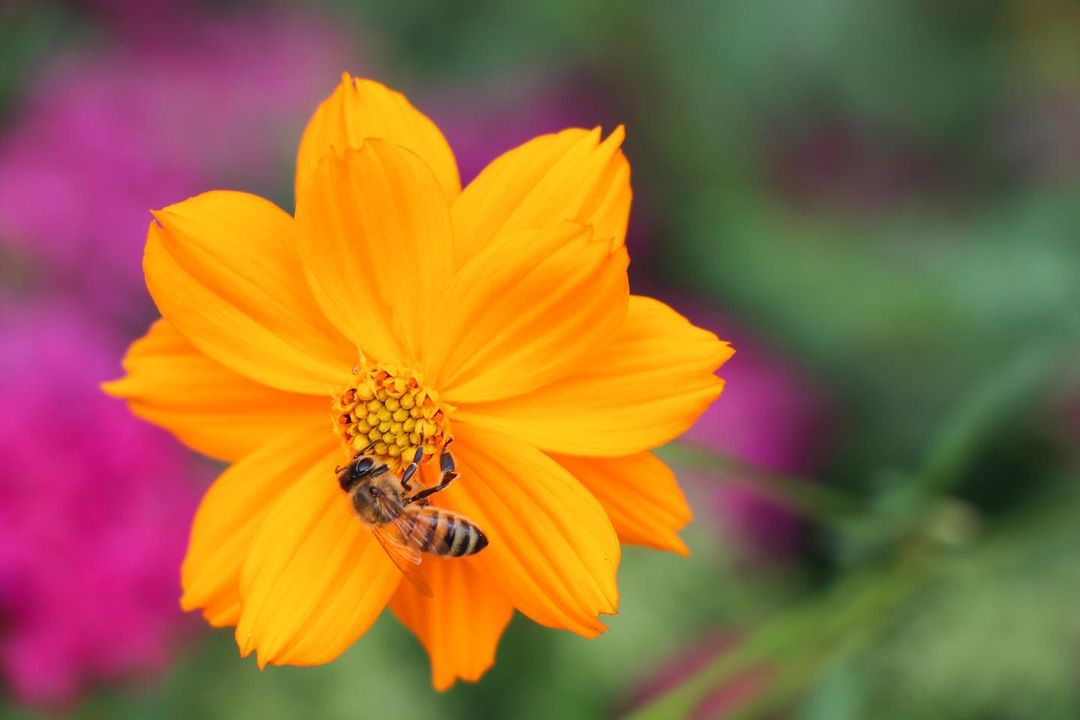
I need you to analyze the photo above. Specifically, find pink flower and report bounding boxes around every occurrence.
[766,117,933,216]
[682,307,829,561]
[620,632,772,718]
[0,305,201,708]
[0,7,356,321]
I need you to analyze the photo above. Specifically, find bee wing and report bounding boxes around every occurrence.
[370,522,434,598]
[376,493,441,548]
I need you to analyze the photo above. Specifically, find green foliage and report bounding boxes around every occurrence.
[870,484,1080,720]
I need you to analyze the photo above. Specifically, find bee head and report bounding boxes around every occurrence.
[353,457,375,477]
[337,454,379,492]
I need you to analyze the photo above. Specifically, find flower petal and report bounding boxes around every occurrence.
[103,318,327,462]
[452,126,631,266]
[431,222,629,405]
[296,140,455,368]
[180,425,335,628]
[236,448,401,668]
[145,191,355,394]
[554,453,691,555]
[455,296,734,456]
[389,559,514,691]
[296,74,460,204]
[437,425,620,638]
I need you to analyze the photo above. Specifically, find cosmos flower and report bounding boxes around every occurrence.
[104,74,732,689]
[0,305,198,707]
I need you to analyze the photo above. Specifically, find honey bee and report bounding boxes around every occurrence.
[336,438,488,597]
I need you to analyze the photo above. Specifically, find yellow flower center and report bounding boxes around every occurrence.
[332,360,450,472]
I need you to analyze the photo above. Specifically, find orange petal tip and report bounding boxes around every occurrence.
[99,379,123,397]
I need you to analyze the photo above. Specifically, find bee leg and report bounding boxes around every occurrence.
[399,446,425,494]
[404,439,458,505]
[405,471,458,505]
[439,437,456,476]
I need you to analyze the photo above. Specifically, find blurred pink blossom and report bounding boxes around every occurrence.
[70,0,187,34]
[620,632,772,718]
[767,117,934,217]
[1056,357,1080,466]
[0,7,356,322]
[999,90,1080,184]
[681,305,829,561]
[0,305,201,708]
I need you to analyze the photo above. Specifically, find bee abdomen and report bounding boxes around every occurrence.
[420,510,488,557]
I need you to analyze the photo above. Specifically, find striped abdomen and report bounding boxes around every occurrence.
[402,507,488,557]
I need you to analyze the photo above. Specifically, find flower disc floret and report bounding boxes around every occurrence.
[333,360,450,470]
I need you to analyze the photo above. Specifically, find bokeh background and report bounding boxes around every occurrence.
[1,1,1078,718]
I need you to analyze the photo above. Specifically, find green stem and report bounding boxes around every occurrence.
[915,343,1061,499]
[659,442,861,523]
[629,551,930,720]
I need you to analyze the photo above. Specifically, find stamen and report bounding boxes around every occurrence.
[332,359,450,472]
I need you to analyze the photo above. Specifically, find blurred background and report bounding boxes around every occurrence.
[0,0,1077,717]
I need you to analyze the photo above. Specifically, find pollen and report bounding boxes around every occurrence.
[332,360,450,472]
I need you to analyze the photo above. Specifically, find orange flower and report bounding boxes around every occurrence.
[104,74,733,690]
